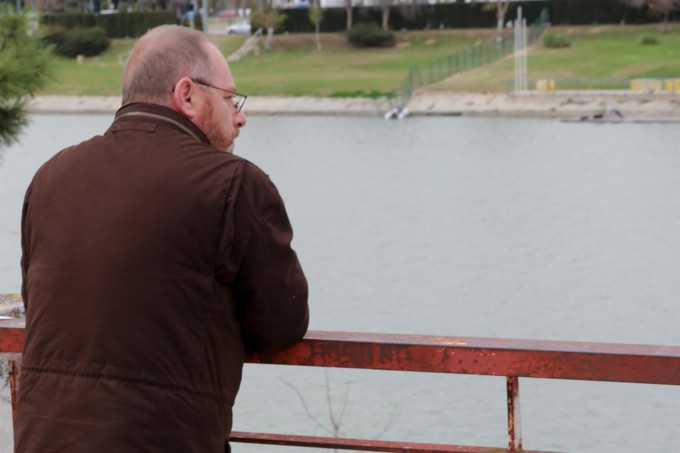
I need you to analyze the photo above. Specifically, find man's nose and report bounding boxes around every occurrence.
[235,111,247,128]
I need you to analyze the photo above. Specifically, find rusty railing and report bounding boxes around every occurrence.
[1,319,679,452]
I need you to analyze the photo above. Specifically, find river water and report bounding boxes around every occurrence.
[0,114,678,452]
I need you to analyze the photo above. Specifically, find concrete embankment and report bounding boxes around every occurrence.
[0,294,23,317]
[27,91,680,119]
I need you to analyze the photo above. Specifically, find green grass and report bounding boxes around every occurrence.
[430,24,680,92]
[42,39,134,95]
[40,24,680,96]
[40,29,492,97]
[229,31,496,96]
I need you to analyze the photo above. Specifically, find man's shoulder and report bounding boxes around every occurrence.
[236,158,279,190]
[32,135,104,177]
[239,158,269,179]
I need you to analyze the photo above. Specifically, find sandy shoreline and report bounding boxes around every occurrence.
[26,91,680,119]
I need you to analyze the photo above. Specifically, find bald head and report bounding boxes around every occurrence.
[122,25,215,106]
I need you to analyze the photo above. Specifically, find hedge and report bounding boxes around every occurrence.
[41,11,179,38]
[276,0,677,34]
[347,23,396,47]
[43,26,111,57]
[39,0,680,38]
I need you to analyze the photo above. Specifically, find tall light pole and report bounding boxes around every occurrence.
[514,6,527,93]
[202,0,208,33]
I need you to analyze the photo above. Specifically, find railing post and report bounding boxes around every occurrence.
[9,356,21,427]
[507,376,522,452]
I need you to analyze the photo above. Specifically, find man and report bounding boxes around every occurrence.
[16,25,309,452]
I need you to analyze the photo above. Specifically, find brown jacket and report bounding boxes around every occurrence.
[16,103,309,452]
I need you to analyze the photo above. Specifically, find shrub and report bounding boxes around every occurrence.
[42,24,68,51]
[45,26,110,58]
[193,12,204,32]
[347,23,395,48]
[542,32,571,48]
[639,33,659,45]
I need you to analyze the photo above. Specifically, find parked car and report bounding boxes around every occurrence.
[286,0,309,8]
[226,22,251,35]
[216,9,238,18]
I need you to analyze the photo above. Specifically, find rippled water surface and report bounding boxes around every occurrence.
[0,114,678,452]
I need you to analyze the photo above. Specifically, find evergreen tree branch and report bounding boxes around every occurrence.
[0,5,54,151]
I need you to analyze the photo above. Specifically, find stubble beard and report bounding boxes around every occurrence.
[204,98,235,153]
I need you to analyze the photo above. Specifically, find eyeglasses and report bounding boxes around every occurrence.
[192,78,247,113]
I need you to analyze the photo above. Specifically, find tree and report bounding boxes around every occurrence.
[625,0,680,32]
[379,0,392,30]
[308,0,323,51]
[344,0,353,30]
[482,0,511,41]
[468,0,534,42]
[0,6,54,151]
[250,0,286,52]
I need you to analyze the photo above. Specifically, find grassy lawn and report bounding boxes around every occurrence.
[225,30,491,96]
[430,24,680,93]
[43,39,135,96]
[41,24,680,96]
[40,29,495,97]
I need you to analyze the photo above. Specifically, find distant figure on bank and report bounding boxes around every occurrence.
[592,103,624,120]
[16,25,309,453]
[606,103,624,118]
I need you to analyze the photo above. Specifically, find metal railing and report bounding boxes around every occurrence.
[1,318,680,452]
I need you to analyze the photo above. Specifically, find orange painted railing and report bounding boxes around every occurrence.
[1,319,679,453]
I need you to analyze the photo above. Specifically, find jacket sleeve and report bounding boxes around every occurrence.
[219,161,309,353]
[20,182,33,310]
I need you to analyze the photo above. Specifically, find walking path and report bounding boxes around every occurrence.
[27,90,680,119]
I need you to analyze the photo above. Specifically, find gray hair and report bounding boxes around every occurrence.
[122,25,214,105]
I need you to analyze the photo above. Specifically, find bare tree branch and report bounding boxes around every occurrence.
[374,404,400,440]
[280,377,334,436]
[283,370,399,445]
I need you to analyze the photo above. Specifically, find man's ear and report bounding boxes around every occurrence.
[171,77,198,119]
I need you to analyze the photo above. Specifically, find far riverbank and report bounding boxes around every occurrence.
[27,91,680,119]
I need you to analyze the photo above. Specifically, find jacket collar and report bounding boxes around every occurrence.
[112,103,211,145]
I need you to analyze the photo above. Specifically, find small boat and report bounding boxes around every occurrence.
[384,107,410,120]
